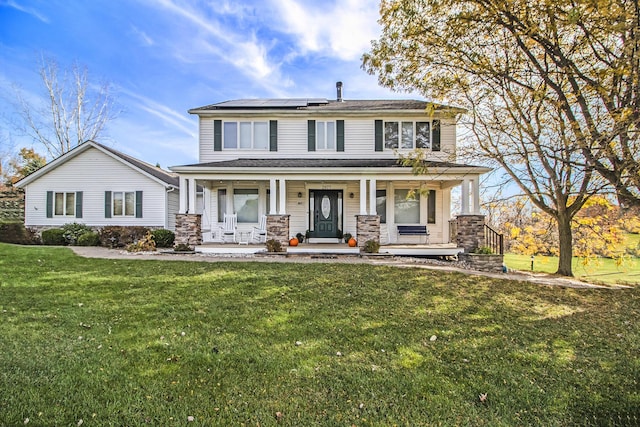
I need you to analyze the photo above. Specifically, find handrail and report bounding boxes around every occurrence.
[484,224,504,254]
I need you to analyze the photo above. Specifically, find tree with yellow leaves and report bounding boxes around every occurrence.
[363,0,639,276]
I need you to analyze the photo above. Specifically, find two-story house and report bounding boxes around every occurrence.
[171,83,490,251]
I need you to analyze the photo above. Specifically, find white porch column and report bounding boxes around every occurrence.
[188,178,196,214]
[269,178,277,214]
[461,179,470,214]
[278,179,286,214]
[472,177,481,214]
[369,179,377,215]
[179,176,188,214]
[359,179,367,215]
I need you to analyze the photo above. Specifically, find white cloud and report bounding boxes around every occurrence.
[146,0,285,91]
[2,0,49,23]
[130,26,154,46]
[121,89,197,139]
[269,0,380,61]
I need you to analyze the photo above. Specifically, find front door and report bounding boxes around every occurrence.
[313,190,340,238]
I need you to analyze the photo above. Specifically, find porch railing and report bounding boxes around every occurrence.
[484,224,504,255]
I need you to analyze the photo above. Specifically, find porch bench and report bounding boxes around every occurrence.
[397,225,430,244]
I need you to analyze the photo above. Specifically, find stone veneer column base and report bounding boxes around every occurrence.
[456,214,486,253]
[356,215,380,248]
[458,253,505,273]
[175,214,202,247]
[267,214,290,246]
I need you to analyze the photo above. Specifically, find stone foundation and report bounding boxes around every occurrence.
[456,214,486,253]
[267,214,290,246]
[356,215,380,248]
[175,214,202,247]
[459,253,505,273]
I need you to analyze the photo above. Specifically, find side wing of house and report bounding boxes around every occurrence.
[22,146,172,229]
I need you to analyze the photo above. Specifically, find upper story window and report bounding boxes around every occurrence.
[384,121,435,150]
[316,121,336,150]
[223,121,269,150]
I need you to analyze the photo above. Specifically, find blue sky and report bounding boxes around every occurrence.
[0,0,411,168]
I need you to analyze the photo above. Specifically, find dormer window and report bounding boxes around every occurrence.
[223,121,269,150]
[385,121,433,150]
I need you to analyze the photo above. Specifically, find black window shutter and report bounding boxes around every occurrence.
[214,120,222,151]
[428,190,436,224]
[105,191,112,218]
[269,120,278,151]
[75,191,83,218]
[307,120,316,151]
[336,120,344,152]
[432,120,441,151]
[374,120,383,152]
[136,191,143,218]
[46,191,53,218]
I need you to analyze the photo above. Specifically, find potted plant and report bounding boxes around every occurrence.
[343,232,352,244]
[296,232,305,244]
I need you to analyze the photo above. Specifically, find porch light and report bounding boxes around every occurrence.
[349,192,354,199]
[298,192,302,198]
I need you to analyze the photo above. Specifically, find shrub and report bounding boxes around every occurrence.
[265,239,283,252]
[474,246,494,254]
[126,231,156,252]
[61,223,93,245]
[343,232,352,243]
[152,229,175,248]
[77,232,100,246]
[42,228,66,246]
[99,226,149,248]
[363,239,380,253]
[0,222,40,245]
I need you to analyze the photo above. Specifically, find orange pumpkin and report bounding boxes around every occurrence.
[289,237,299,246]
[348,237,357,247]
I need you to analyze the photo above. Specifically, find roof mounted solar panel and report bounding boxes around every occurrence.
[212,98,328,109]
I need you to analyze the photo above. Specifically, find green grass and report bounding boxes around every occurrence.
[504,253,640,285]
[1,243,639,426]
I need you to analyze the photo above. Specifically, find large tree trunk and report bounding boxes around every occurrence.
[556,213,574,277]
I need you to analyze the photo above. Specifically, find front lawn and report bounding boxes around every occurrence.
[504,253,639,285]
[1,243,639,426]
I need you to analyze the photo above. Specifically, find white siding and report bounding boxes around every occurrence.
[198,116,459,162]
[24,147,169,228]
[167,190,180,230]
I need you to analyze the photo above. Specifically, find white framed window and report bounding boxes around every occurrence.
[113,191,136,216]
[234,189,259,223]
[223,121,269,150]
[316,121,336,150]
[394,189,420,224]
[54,192,75,216]
[385,121,432,150]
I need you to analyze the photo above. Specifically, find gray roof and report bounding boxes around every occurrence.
[190,99,463,113]
[93,142,179,187]
[177,158,471,169]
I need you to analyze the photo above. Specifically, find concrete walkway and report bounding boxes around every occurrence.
[69,246,624,289]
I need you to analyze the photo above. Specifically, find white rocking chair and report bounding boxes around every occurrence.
[251,215,267,243]
[218,213,237,243]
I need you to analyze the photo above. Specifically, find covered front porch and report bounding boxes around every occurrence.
[171,158,490,253]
